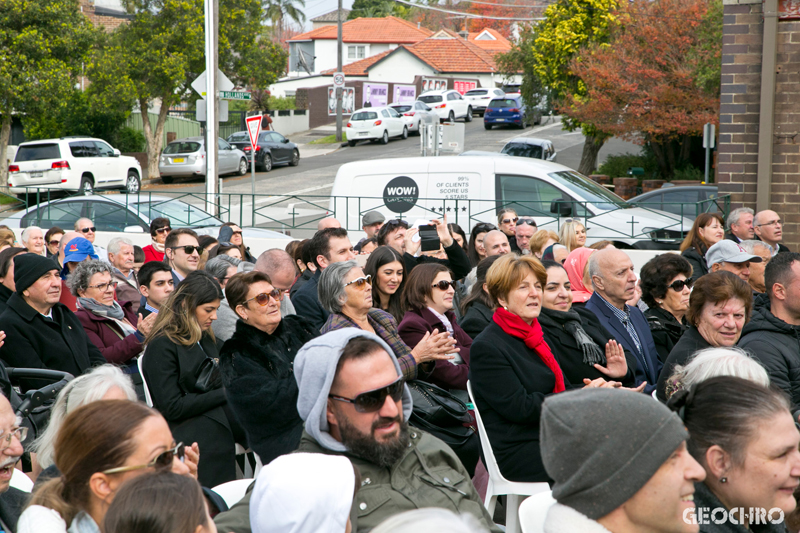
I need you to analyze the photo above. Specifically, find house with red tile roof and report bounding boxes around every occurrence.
[467,28,512,54]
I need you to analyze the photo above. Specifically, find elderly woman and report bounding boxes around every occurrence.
[663,347,769,400]
[142,217,170,263]
[562,247,594,305]
[467,222,496,266]
[459,255,501,339]
[667,377,800,532]
[558,220,586,252]
[680,212,725,278]
[69,260,156,370]
[538,260,635,386]
[640,254,694,363]
[204,254,240,290]
[318,260,456,381]
[363,246,406,323]
[220,271,319,464]
[469,254,614,483]
[398,264,473,391]
[656,271,752,401]
[530,230,559,259]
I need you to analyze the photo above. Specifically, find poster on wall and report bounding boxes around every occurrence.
[421,77,448,93]
[328,87,355,116]
[362,83,389,108]
[454,80,477,94]
[393,85,416,104]
[780,0,800,18]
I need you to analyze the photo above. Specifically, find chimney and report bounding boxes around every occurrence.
[458,30,469,39]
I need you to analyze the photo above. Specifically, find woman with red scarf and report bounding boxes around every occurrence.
[469,254,617,483]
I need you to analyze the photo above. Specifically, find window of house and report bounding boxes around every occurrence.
[347,46,365,60]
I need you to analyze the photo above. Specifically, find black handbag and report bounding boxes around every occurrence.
[194,357,222,393]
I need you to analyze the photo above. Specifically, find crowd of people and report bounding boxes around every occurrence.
[0,204,795,533]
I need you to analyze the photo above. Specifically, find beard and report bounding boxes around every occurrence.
[337,413,411,468]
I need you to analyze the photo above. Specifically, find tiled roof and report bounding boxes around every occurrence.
[310,9,351,22]
[320,50,392,76]
[468,29,511,52]
[400,34,499,73]
[289,16,432,44]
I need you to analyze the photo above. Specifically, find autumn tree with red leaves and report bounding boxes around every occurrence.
[564,0,721,177]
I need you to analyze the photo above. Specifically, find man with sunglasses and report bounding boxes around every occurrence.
[163,228,201,287]
[513,217,537,255]
[74,217,107,262]
[0,393,28,533]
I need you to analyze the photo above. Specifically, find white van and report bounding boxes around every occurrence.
[330,156,693,249]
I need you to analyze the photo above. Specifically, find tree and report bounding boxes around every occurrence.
[564,0,721,177]
[0,0,95,187]
[349,0,412,19]
[264,0,306,41]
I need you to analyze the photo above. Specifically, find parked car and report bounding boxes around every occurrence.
[628,185,721,221]
[226,130,300,172]
[459,151,509,157]
[158,137,248,184]
[388,102,438,134]
[484,96,540,129]
[345,107,408,146]
[8,136,143,197]
[464,88,507,116]
[501,138,557,162]
[417,90,473,123]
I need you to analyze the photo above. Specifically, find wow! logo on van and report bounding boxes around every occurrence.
[383,176,419,213]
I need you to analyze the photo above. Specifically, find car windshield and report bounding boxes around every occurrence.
[164,142,201,154]
[16,144,61,161]
[548,170,629,210]
[466,89,487,96]
[418,95,443,104]
[352,112,378,121]
[130,200,222,227]
[489,99,518,108]
[227,133,249,142]
[502,143,544,159]
[392,105,412,113]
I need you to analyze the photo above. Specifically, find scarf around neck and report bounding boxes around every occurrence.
[493,307,566,393]
[77,297,125,320]
[151,242,165,252]
[540,307,605,366]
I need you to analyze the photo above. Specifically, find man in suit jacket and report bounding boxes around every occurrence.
[724,207,754,243]
[584,248,661,394]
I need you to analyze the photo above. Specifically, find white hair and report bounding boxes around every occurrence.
[31,365,137,469]
[726,207,754,231]
[20,226,41,244]
[107,236,134,255]
[739,239,770,255]
[665,347,770,399]
[370,509,489,533]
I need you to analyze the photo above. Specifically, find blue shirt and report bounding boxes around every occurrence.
[596,293,647,372]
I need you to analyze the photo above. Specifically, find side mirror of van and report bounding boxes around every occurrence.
[551,199,572,217]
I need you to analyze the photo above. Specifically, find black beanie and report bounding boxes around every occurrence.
[14,254,59,294]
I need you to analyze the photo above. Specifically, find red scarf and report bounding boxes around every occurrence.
[493,307,566,393]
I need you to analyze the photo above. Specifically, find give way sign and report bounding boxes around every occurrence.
[246,115,262,149]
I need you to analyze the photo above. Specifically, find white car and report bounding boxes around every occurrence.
[388,102,438,134]
[8,137,142,197]
[464,87,507,116]
[346,107,408,146]
[417,90,473,123]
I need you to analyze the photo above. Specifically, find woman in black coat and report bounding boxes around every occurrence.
[458,255,500,339]
[143,270,245,488]
[220,271,319,465]
[679,212,725,278]
[538,261,635,386]
[639,254,693,363]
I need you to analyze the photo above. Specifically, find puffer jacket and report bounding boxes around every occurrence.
[738,294,800,417]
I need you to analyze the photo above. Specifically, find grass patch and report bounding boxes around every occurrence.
[0,195,21,205]
[309,132,347,144]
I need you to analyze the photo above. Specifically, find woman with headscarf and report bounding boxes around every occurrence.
[562,247,595,307]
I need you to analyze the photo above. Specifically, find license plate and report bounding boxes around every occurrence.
[359,132,368,136]
[496,118,505,122]
[30,171,43,178]
[173,158,185,163]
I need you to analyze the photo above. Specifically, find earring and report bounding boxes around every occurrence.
[720,477,727,483]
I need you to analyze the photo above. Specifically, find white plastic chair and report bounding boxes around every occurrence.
[210,478,254,509]
[467,381,550,533]
[10,468,33,493]
[519,490,556,533]
[137,354,153,407]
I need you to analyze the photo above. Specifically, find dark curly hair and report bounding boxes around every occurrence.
[640,254,693,308]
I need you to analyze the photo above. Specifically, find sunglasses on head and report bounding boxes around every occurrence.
[668,278,694,292]
[329,377,404,413]
[516,218,537,227]
[102,442,185,475]
[80,227,96,233]
[243,288,282,306]
[345,275,372,288]
[501,217,519,225]
[170,245,202,255]
[155,227,172,234]
[432,280,457,291]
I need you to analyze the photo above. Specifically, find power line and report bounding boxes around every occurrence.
[453,0,553,8]
[393,0,546,19]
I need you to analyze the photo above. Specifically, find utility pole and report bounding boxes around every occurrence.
[335,0,343,142]
[204,0,219,216]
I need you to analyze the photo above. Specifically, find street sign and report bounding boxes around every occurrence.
[333,72,345,88]
[220,91,251,100]
[703,123,716,149]
[246,115,262,149]
[191,69,234,97]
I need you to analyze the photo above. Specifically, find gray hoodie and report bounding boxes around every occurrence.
[294,329,413,453]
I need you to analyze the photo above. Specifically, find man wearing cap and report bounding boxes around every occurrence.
[59,237,99,312]
[537,388,706,533]
[0,254,105,380]
[354,211,385,253]
[706,240,762,283]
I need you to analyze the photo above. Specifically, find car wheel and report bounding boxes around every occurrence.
[401,126,408,140]
[448,111,455,123]
[160,175,174,184]
[79,175,94,195]
[380,130,389,144]
[465,107,473,122]
[348,140,357,147]
[263,154,272,172]
[290,149,300,166]
[125,171,141,194]
[237,158,248,175]
[484,123,492,130]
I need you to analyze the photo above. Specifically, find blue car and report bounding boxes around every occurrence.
[484,96,537,129]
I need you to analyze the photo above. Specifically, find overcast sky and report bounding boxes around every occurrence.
[300,0,356,30]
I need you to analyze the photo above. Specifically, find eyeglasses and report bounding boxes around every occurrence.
[329,377,404,413]
[501,217,519,225]
[48,240,61,246]
[516,218,537,227]
[231,231,243,236]
[345,275,372,288]
[432,280,457,291]
[155,227,172,234]
[0,427,27,449]
[243,289,282,306]
[102,442,185,475]
[80,227,96,233]
[667,278,694,292]
[757,219,782,227]
[87,280,119,291]
[170,245,202,255]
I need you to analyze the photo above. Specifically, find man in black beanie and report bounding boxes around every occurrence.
[0,254,104,383]
[537,388,706,533]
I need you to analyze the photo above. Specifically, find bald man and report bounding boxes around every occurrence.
[483,230,511,257]
[57,231,81,270]
[755,210,791,255]
[255,249,297,317]
[317,217,341,231]
[584,248,661,394]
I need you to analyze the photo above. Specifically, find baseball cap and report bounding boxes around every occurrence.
[362,211,385,226]
[705,240,762,267]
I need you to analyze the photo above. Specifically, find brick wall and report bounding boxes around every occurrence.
[79,0,129,32]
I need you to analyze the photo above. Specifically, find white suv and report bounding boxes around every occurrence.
[8,136,143,197]
[417,90,473,123]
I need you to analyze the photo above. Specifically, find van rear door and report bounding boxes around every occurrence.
[424,157,492,229]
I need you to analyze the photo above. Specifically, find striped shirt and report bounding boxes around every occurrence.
[596,293,647,372]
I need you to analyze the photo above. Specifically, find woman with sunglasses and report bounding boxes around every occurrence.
[680,212,725,278]
[142,217,171,264]
[497,208,518,242]
[143,270,244,487]
[640,254,694,363]
[220,271,319,465]
[319,261,457,381]
[467,222,496,267]
[364,246,406,323]
[45,227,64,258]
[398,263,473,391]
[18,400,193,533]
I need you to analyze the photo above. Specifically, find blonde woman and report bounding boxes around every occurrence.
[530,230,559,259]
[558,220,586,252]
